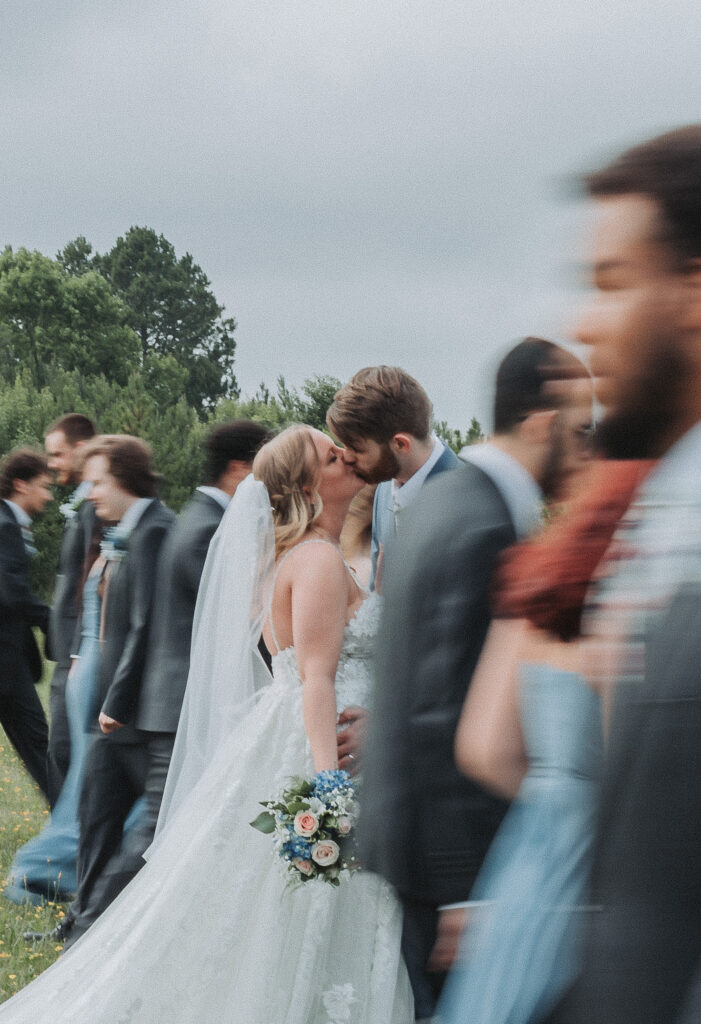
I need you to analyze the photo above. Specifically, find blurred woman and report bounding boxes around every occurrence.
[438,458,651,1024]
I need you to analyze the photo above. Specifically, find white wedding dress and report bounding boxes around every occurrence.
[0,487,413,1023]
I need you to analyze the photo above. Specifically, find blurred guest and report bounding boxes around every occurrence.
[44,412,97,806]
[327,366,459,591]
[67,420,271,926]
[437,458,651,1024]
[340,483,377,589]
[9,513,114,906]
[545,124,701,1024]
[57,436,174,948]
[360,338,589,1021]
[0,449,52,798]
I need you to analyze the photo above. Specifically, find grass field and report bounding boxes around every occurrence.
[0,674,66,1005]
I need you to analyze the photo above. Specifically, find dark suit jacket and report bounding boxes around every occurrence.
[561,581,701,1024]
[136,491,224,734]
[98,499,175,743]
[370,444,459,590]
[49,499,96,667]
[360,461,515,906]
[0,500,50,690]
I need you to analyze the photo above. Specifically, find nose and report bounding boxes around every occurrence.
[340,448,356,465]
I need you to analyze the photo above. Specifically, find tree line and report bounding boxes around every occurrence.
[0,227,482,597]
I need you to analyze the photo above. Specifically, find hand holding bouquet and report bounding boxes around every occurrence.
[250,770,360,886]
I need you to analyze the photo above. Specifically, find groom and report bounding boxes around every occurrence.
[327,367,459,768]
[327,366,459,591]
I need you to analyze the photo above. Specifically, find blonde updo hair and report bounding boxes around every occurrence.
[253,425,323,558]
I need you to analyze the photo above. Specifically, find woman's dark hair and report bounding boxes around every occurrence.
[83,435,159,498]
[0,448,49,499]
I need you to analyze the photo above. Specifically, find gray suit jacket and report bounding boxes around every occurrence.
[361,461,514,906]
[49,499,96,667]
[370,444,459,590]
[561,581,701,1024]
[137,491,224,734]
[98,500,175,744]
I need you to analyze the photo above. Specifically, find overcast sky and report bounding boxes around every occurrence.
[3,1,701,430]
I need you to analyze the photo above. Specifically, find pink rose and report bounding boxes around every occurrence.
[293,858,314,876]
[337,815,353,836]
[311,840,340,867]
[293,810,320,838]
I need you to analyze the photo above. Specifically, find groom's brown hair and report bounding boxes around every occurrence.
[327,366,432,446]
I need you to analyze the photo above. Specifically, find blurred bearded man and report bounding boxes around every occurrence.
[45,413,97,805]
[548,125,701,1024]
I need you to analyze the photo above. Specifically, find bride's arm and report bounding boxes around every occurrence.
[454,618,528,799]
[291,545,349,773]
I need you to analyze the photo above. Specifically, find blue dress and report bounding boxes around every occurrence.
[5,572,142,905]
[438,664,602,1024]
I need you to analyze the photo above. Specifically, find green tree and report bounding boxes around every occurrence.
[0,247,140,388]
[434,416,484,454]
[93,227,237,413]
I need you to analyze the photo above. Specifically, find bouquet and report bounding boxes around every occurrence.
[250,770,360,886]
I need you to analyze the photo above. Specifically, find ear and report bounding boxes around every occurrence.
[389,433,414,454]
[519,409,559,445]
[678,259,701,331]
[13,478,28,495]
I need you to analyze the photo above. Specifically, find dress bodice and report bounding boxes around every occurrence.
[80,570,102,642]
[271,591,380,713]
[518,663,602,781]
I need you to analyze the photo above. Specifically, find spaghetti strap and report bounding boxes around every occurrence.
[267,538,347,655]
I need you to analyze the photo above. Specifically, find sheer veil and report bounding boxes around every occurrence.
[151,474,275,847]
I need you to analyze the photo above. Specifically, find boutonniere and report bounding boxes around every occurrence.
[59,481,92,521]
[100,525,132,562]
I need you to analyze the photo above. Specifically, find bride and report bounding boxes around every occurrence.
[0,425,413,1024]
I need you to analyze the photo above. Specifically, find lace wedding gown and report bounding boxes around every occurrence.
[0,589,413,1024]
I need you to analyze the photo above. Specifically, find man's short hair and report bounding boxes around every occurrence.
[46,413,97,446]
[326,366,432,446]
[0,448,49,499]
[494,337,583,434]
[203,420,273,485]
[586,124,701,264]
[82,435,159,498]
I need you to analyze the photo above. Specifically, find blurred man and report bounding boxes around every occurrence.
[61,435,175,948]
[0,449,53,797]
[549,125,701,1024]
[360,339,590,1021]
[44,412,97,806]
[327,366,459,591]
[68,420,271,928]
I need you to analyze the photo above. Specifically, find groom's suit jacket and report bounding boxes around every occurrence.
[98,499,175,745]
[370,444,458,590]
[361,460,514,906]
[137,490,224,735]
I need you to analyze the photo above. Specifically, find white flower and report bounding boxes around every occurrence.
[337,815,353,836]
[322,983,358,1022]
[311,839,340,866]
[306,796,326,816]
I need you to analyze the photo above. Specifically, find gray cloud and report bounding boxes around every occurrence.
[3,0,701,428]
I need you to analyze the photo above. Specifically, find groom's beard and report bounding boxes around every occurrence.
[354,444,401,484]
